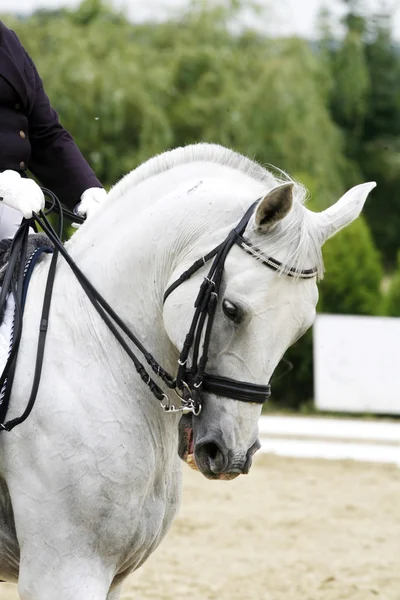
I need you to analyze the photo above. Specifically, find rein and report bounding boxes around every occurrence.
[0,192,317,431]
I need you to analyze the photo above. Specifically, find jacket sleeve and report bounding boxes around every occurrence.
[25,51,103,209]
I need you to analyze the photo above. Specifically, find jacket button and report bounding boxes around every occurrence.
[15,103,21,110]
[19,131,26,139]
[20,161,26,170]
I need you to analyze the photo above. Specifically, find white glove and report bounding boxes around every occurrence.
[0,170,45,219]
[75,187,107,220]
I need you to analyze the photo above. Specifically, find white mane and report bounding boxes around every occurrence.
[109,143,324,279]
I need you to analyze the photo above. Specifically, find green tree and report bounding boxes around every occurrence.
[332,31,370,140]
[321,1,400,267]
[318,217,383,315]
[360,16,400,266]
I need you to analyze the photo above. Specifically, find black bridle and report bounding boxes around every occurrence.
[163,201,317,415]
[0,193,317,431]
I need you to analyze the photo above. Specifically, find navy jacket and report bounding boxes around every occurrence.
[0,21,102,208]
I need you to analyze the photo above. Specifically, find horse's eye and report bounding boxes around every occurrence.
[222,299,243,324]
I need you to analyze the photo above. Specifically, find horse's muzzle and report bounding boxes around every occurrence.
[194,434,261,480]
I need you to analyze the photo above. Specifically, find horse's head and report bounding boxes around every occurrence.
[163,180,376,480]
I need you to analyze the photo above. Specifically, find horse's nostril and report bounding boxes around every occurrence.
[195,440,228,474]
[202,442,219,461]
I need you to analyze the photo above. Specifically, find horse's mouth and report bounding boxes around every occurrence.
[178,414,198,471]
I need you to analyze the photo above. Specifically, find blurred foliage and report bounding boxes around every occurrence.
[2,0,400,409]
[324,1,400,266]
[383,252,400,317]
[319,219,383,315]
[4,0,348,203]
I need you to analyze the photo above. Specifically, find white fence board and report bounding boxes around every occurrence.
[259,438,400,464]
[258,416,400,442]
[313,314,400,415]
[258,416,400,465]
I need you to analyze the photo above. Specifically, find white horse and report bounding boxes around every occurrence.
[0,143,375,599]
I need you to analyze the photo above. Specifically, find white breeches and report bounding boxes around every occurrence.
[0,204,23,239]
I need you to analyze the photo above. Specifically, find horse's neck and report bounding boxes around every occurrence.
[61,164,266,375]
[68,162,266,301]
[59,175,214,380]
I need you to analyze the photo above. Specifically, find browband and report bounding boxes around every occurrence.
[234,233,318,279]
[164,221,317,302]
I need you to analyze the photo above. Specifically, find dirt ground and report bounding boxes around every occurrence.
[0,454,399,600]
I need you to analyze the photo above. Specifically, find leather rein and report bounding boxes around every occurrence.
[0,192,317,431]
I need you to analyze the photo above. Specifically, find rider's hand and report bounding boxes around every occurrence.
[75,187,107,220]
[0,170,45,219]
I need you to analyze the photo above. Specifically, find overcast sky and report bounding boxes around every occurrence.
[0,0,399,40]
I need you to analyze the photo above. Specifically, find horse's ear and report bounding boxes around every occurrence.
[316,182,376,245]
[254,183,294,232]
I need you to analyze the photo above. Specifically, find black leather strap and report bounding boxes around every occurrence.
[233,233,318,279]
[202,374,271,404]
[163,245,222,302]
[172,201,270,408]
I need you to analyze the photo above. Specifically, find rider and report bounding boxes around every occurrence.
[0,20,107,239]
